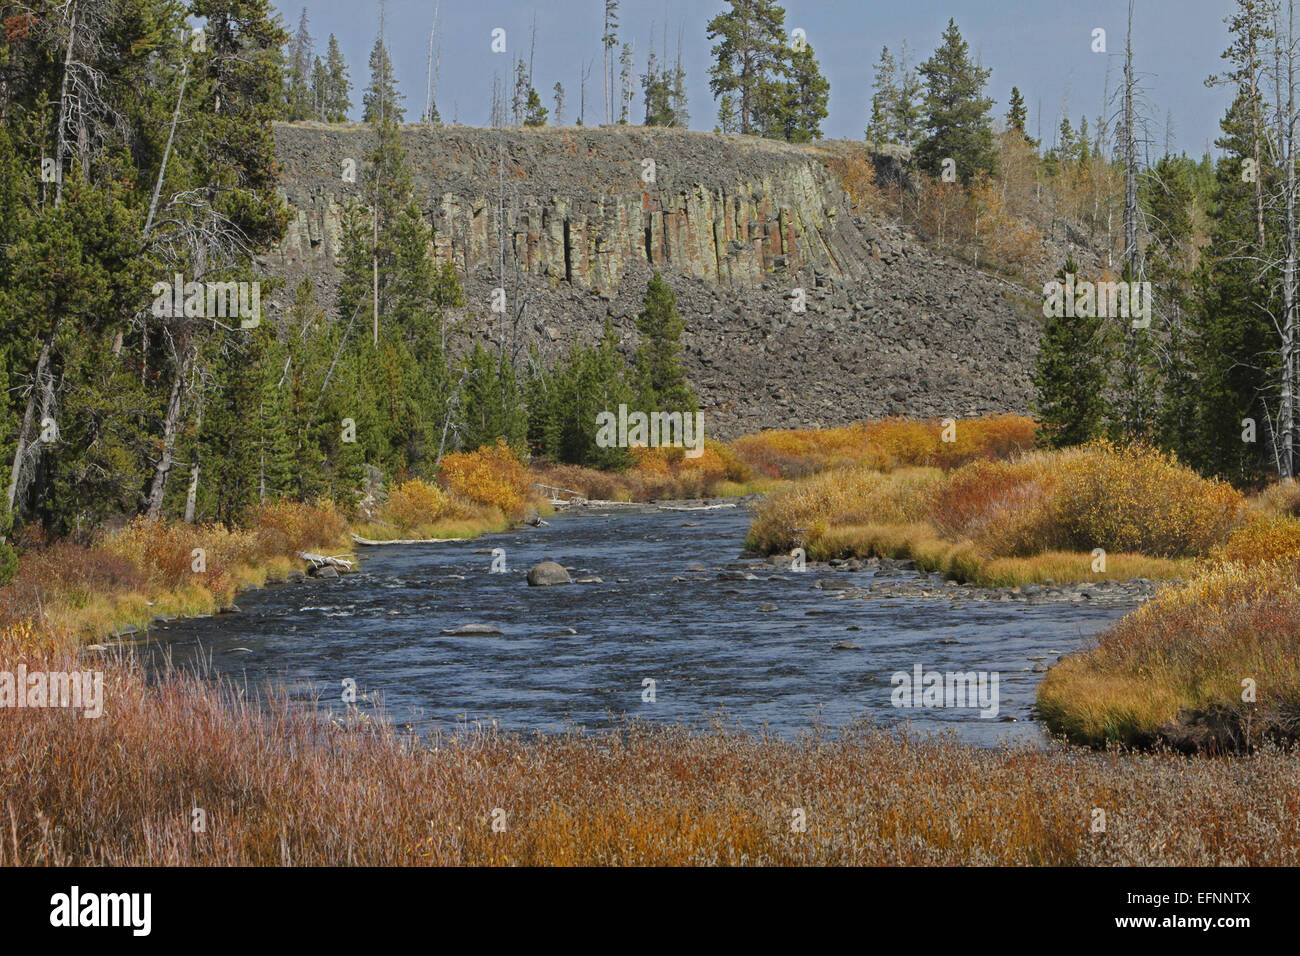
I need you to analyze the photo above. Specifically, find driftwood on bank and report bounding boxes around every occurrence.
[350,533,460,546]
[296,551,355,569]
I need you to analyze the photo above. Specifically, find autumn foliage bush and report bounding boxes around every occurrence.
[750,441,1246,568]
[252,500,349,558]
[733,415,1037,480]
[439,441,534,520]
[379,479,486,532]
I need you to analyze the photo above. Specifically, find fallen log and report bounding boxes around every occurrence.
[296,551,356,569]
[350,532,459,546]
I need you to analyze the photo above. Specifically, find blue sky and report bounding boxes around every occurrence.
[274,0,1240,158]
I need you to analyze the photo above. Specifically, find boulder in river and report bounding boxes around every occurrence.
[440,623,504,636]
[527,560,572,586]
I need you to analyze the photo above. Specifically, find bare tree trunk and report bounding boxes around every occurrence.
[6,337,54,514]
[184,459,200,523]
[145,355,190,518]
[53,1,78,206]
[1282,1,1298,479]
[1122,1,1139,271]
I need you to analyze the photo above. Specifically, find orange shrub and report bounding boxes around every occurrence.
[439,441,533,520]
[253,500,348,558]
[929,457,1055,555]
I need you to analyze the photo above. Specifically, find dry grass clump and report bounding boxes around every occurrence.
[750,442,1245,587]
[1250,479,1300,518]
[0,501,352,641]
[732,414,1036,480]
[1039,557,1300,747]
[439,441,536,520]
[746,466,942,554]
[379,479,484,533]
[2,625,1297,866]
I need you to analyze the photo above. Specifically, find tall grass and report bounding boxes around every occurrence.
[0,501,350,640]
[732,414,1037,480]
[1039,514,1300,747]
[2,629,1297,865]
[748,441,1245,586]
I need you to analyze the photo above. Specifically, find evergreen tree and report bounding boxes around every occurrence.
[893,41,924,149]
[915,19,997,183]
[1187,90,1278,480]
[323,34,352,122]
[523,88,548,126]
[706,0,788,135]
[285,7,314,121]
[866,46,899,142]
[309,55,330,120]
[634,272,696,412]
[1032,259,1108,448]
[363,35,404,124]
[771,40,829,141]
[1006,85,1028,135]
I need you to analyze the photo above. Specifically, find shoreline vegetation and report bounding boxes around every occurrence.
[3,415,1300,865]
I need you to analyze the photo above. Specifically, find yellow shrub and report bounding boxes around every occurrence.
[1050,442,1245,557]
[439,441,533,520]
[1211,515,1300,568]
[381,479,465,532]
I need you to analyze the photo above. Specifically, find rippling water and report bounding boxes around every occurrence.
[146,506,1132,745]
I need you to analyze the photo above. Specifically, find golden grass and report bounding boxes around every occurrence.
[1039,557,1300,747]
[2,626,1298,865]
[0,501,352,642]
[748,442,1245,588]
[732,414,1037,480]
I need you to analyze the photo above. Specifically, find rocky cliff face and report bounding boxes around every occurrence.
[266,122,1044,438]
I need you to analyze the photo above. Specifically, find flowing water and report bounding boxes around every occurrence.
[147,505,1132,745]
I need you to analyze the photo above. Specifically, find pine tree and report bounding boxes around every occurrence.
[894,41,924,149]
[1032,259,1108,448]
[363,35,404,124]
[915,19,997,183]
[1188,91,1278,480]
[323,34,352,122]
[866,46,899,142]
[643,49,676,126]
[770,40,829,141]
[309,55,330,120]
[1006,86,1029,136]
[523,88,548,126]
[707,0,788,135]
[634,272,696,412]
[285,7,314,120]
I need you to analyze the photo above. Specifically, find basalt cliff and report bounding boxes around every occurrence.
[265,122,1047,438]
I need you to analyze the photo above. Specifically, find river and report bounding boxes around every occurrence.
[146,504,1133,745]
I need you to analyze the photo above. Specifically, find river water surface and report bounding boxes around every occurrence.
[148,505,1132,745]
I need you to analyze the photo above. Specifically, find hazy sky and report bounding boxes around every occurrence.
[274,0,1242,158]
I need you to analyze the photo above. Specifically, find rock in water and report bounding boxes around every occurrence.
[527,560,572,586]
[440,623,504,636]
